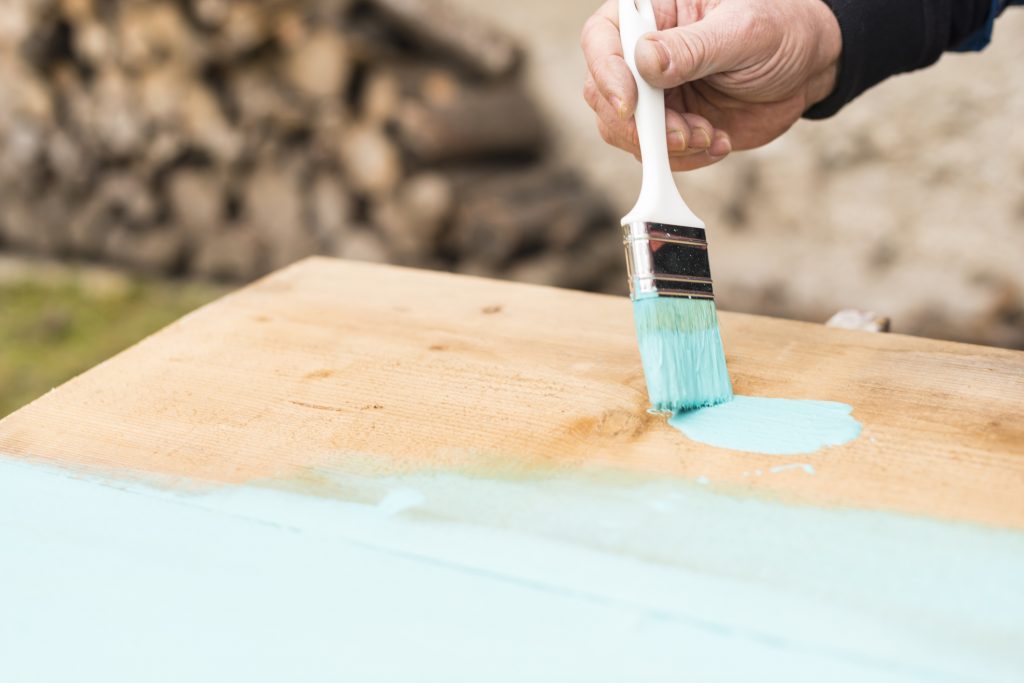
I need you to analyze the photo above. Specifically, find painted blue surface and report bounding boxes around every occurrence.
[633,297,732,412]
[2,456,1023,682]
[669,395,862,455]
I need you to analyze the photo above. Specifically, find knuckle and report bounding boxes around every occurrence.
[677,31,709,75]
[729,8,774,47]
[732,11,759,37]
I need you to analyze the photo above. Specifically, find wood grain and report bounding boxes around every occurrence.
[2,257,1022,528]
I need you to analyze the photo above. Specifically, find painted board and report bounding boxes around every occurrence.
[1,257,1023,680]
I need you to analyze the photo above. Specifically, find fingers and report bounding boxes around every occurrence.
[582,1,733,170]
[676,111,731,158]
[580,0,636,120]
[590,80,639,152]
[635,9,762,88]
[669,149,728,172]
[590,94,730,166]
[665,115,732,171]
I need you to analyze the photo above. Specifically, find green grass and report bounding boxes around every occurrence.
[0,271,226,418]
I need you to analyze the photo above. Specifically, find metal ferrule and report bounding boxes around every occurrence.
[622,221,715,300]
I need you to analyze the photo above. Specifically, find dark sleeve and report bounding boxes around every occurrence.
[804,0,1002,119]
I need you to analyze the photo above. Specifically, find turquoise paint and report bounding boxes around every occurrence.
[633,297,732,412]
[668,395,862,455]
[770,463,817,475]
[3,456,1023,681]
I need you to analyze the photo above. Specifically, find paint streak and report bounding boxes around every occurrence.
[2,456,1023,682]
[668,395,861,455]
[771,463,817,476]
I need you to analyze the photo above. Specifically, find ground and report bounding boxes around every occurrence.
[0,257,224,417]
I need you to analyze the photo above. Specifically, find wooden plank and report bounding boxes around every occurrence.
[1,256,1023,528]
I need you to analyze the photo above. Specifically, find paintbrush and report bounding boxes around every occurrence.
[618,0,732,412]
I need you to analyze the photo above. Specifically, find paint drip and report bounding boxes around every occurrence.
[668,395,861,455]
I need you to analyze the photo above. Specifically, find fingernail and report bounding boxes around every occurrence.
[643,37,671,72]
[667,130,687,149]
[709,131,732,158]
[692,128,711,149]
[610,95,629,120]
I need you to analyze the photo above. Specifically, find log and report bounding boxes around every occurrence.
[560,231,625,290]
[0,197,58,253]
[329,227,390,263]
[167,167,227,241]
[116,2,200,71]
[243,159,318,270]
[394,80,544,164]
[271,8,307,50]
[360,66,404,124]
[67,190,114,257]
[338,123,403,196]
[78,67,146,158]
[191,225,264,281]
[371,172,452,262]
[45,129,92,188]
[369,0,521,77]
[502,232,622,291]
[448,166,608,266]
[228,61,309,134]
[104,225,184,274]
[501,250,565,288]
[308,105,352,164]
[97,172,158,228]
[191,0,230,29]
[361,63,462,123]
[71,20,113,66]
[280,30,352,103]
[342,4,407,65]
[308,171,355,246]
[179,82,244,164]
[59,0,94,23]
[65,172,158,254]
[138,64,191,125]
[211,1,270,60]
[140,129,184,174]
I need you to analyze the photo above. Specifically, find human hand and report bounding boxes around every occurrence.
[582,0,842,170]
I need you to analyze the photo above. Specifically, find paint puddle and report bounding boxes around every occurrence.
[667,395,861,455]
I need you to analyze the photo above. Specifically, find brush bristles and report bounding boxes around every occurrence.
[632,297,733,412]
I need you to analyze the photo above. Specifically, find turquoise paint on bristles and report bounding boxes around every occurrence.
[633,296,733,412]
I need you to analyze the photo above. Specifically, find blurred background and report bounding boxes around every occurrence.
[1,0,1022,416]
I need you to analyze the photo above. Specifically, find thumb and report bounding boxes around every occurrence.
[635,11,753,88]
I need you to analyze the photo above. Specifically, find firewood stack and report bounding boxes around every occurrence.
[0,0,623,292]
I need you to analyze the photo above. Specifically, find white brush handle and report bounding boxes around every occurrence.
[619,0,704,229]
